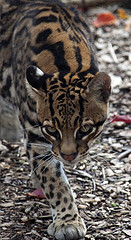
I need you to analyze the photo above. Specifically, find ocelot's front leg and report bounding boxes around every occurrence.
[27,146,86,240]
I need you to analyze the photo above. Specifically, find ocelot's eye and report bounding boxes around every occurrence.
[45,126,57,134]
[42,126,60,140]
[76,124,93,140]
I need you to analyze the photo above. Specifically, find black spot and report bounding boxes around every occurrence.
[42,176,47,183]
[50,177,56,182]
[56,161,60,169]
[70,95,75,100]
[71,213,77,220]
[51,204,55,209]
[41,167,49,174]
[70,195,74,202]
[57,192,62,199]
[61,208,66,212]
[33,160,38,169]
[46,193,50,199]
[26,151,30,159]
[64,186,69,191]
[62,214,72,220]
[50,191,54,199]
[26,142,31,149]
[41,183,45,189]
[49,184,54,191]
[56,170,61,178]
[37,174,40,180]
[64,197,68,203]
[56,200,60,206]
[68,203,73,210]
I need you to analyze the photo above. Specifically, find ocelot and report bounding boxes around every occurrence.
[0,0,111,239]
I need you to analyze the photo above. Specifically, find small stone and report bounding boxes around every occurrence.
[94,197,101,202]
[113,121,126,129]
[112,143,123,151]
[106,168,114,176]
[101,54,113,63]
[123,229,131,237]
[110,74,122,88]
[21,216,28,222]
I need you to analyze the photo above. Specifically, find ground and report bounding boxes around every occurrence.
[0,3,131,240]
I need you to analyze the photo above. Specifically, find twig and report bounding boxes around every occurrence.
[66,168,96,191]
[118,149,131,160]
[108,42,118,63]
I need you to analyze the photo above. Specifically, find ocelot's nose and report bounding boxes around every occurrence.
[60,152,77,161]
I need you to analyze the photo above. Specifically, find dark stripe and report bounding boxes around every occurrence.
[26,7,52,16]
[24,114,38,128]
[59,15,67,31]
[14,25,29,41]
[57,93,65,101]
[78,57,98,79]
[27,97,36,113]
[54,117,60,128]
[28,131,50,144]
[1,75,12,98]
[60,6,72,19]
[31,41,70,74]
[50,78,58,85]
[34,15,57,25]
[74,116,79,127]
[0,34,12,48]
[49,93,54,116]
[50,85,59,90]
[1,8,17,22]
[95,119,106,127]
[36,29,52,44]
[89,54,99,74]
[79,94,84,117]
[74,46,82,72]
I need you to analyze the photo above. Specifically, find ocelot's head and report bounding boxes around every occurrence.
[26,66,111,165]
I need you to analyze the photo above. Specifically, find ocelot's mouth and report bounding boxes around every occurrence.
[60,152,78,161]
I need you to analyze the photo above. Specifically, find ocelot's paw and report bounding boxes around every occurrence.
[47,217,86,240]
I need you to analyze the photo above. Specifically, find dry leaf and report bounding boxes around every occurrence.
[93,12,117,28]
[118,8,128,19]
[26,188,46,199]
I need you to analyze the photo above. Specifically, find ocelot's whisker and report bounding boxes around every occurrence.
[42,158,54,173]
[29,151,52,162]
[27,142,51,147]
[22,124,40,131]
[29,153,47,162]
[32,154,53,174]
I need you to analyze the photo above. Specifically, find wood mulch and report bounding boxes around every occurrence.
[0,2,131,240]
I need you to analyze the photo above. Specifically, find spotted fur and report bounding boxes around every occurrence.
[0,0,111,239]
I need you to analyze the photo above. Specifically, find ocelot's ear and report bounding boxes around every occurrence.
[86,72,111,103]
[26,66,51,93]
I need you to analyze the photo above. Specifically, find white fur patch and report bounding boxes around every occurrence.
[36,67,44,77]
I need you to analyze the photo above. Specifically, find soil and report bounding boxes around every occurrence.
[0,2,131,240]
